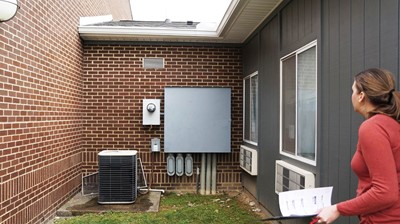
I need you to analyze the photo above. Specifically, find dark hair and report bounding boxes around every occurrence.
[354,68,400,122]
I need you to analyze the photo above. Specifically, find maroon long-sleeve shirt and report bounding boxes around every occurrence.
[337,114,400,223]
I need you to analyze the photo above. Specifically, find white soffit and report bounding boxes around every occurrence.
[78,0,283,44]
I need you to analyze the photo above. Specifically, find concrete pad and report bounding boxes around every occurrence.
[56,191,161,217]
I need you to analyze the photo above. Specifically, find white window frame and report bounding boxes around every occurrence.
[279,40,317,166]
[243,71,258,146]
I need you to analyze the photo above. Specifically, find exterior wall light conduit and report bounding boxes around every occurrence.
[0,0,19,22]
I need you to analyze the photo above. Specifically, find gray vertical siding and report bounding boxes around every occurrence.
[258,15,281,215]
[242,35,259,197]
[255,0,321,219]
[321,0,355,222]
[243,35,259,76]
[349,1,365,211]
[281,0,320,54]
[337,0,352,212]
[243,0,400,223]
[380,0,399,74]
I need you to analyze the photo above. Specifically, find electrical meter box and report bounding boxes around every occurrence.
[142,99,160,125]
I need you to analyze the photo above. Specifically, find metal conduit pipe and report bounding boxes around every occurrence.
[206,153,212,195]
[200,153,206,195]
[211,153,217,194]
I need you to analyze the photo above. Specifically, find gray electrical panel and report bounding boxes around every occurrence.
[164,87,231,153]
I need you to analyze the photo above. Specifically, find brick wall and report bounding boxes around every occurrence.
[0,0,112,223]
[1,1,244,223]
[82,44,243,192]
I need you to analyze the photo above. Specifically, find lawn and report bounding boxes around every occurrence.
[55,192,266,224]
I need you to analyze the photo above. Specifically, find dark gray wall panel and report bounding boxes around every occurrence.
[258,15,281,215]
[349,0,365,206]
[350,0,365,72]
[321,0,354,209]
[337,1,354,223]
[348,1,367,223]
[241,34,259,197]
[254,0,320,217]
[242,174,257,197]
[380,0,399,74]
[243,34,259,76]
[323,0,341,204]
[364,0,380,67]
[298,0,305,39]
[281,0,320,54]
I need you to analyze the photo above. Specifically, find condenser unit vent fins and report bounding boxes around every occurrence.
[143,58,164,69]
[275,160,315,194]
[98,150,137,204]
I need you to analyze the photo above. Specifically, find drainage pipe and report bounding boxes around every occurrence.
[211,153,217,194]
[139,188,165,194]
[206,153,212,195]
[200,153,206,195]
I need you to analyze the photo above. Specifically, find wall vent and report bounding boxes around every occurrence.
[143,58,164,69]
[275,160,315,194]
[98,150,137,204]
[239,145,258,175]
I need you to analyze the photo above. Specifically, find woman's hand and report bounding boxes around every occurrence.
[316,204,340,223]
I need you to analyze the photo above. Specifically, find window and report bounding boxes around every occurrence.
[280,41,317,165]
[243,72,258,145]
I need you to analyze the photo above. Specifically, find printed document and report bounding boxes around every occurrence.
[278,187,333,217]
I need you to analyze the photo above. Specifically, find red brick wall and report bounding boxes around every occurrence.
[82,44,243,192]
[1,1,244,223]
[0,1,112,223]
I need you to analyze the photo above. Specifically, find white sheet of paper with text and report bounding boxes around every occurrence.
[278,187,333,217]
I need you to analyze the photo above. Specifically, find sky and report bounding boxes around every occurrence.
[130,0,232,30]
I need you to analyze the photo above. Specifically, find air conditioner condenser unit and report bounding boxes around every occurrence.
[98,150,137,204]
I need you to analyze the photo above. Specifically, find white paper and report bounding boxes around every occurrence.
[278,187,333,217]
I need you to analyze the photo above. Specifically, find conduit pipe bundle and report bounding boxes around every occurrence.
[200,153,217,195]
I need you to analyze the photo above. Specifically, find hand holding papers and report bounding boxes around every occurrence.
[279,187,333,217]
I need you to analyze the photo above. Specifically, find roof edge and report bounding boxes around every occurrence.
[78,26,221,38]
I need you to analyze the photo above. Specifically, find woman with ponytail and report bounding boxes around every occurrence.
[317,68,400,223]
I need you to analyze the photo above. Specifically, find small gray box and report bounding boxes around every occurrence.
[151,138,160,152]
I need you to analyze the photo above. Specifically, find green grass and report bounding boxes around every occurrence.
[55,193,262,224]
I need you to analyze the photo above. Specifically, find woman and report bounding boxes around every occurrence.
[317,68,400,223]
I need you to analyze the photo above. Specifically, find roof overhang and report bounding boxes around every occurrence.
[78,0,283,44]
